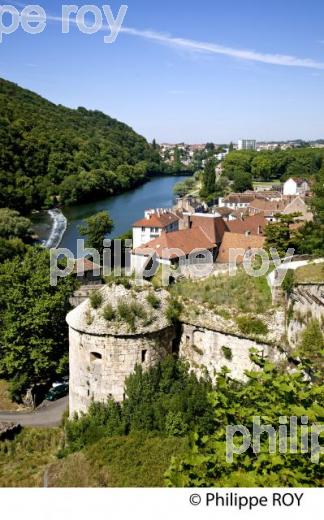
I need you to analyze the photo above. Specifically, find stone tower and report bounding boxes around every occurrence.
[66,283,175,416]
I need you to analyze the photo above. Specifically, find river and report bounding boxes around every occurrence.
[32,176,188,255]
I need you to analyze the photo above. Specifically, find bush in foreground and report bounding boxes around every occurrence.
[166,353,324,487]
[64,357,214,454]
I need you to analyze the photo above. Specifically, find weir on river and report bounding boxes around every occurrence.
[36,175,188,255]
[44,209,67,249]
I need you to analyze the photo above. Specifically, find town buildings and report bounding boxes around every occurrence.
[132,209,179,248]
[238,139,256,151]
[283,177,310,196]
[130,174,313,276]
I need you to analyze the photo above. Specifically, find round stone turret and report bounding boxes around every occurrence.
[67,283,175,416]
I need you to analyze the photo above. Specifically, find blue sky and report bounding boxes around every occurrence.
[2,0,324,142]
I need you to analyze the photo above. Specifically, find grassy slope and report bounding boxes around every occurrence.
[295,263,324,284]
[0,429,62,487]
[0,380,22,411]
[49,434,189,487]
[0,429,188,487]
[171,270,272,314]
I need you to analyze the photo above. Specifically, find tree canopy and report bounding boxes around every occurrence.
[78,211,114,255]
[64,356,214,453]
[264,213,302,257]
[0,208,32,262]
[166,353,324,487]
[222,148,324,182]
[0,78,162,213]
[0,248,77,399]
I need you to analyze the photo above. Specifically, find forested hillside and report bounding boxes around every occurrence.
[0,78,162,212]
[222,147,324,182]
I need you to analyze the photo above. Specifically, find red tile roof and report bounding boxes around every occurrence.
[190,215,227,244]
[133,212,179,229]
[223,193,256,204]
[217,232,266,264]
[134,227,216,260]
[73,258,100,274]
[249,199,288,213]
[215,207,233,217]
[226,214,267,235]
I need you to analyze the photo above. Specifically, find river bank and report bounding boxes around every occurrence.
[32,175,188,255]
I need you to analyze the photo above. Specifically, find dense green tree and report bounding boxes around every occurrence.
[264,214,301,257]
[173,147,182,171]
[0,78,162,212]
[64,356,214,453]
[0,208,33,262]
[0,237,27,263]
[0,208,32,240]
[78,211,114,256]
[0,248,77,399]
[251,155,272,181]
[233,171,253,192]
[297,320,324,378]
[166,353,324,487]
[222,148,324,183]
[200,159,217,199]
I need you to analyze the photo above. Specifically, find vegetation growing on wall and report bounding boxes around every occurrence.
[171,270,272,314]
[297,319,324,377]
[236,316,269,336]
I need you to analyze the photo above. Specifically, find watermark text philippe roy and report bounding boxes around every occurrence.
[50,239,296,286]
[0,3,128,43]
[226,416,324,463]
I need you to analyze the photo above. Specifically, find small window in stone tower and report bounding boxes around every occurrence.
[90,352,102,363]
[141,350,147,363]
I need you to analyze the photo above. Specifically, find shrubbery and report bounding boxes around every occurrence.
[89,291,103,309]
[102,304,116,321]
[236,316,268,336]
[146,292,161,309]
[117,300,147,331]
[165,298,183,324]
[166,353,324,487]
[63,357,214,454]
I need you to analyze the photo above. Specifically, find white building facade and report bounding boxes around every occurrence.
[132,209,179,249]
[238,139,256,151]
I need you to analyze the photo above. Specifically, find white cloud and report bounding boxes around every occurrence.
[16,6,324,70]
[121,27,324,70]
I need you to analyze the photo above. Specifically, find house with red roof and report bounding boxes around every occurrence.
[131,205,272,276]
[132,209,180,248]
[226,214,267,236]
[131,213,227,274]
[216,233,266,264]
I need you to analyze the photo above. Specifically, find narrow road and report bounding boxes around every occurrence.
[0,396,68,427]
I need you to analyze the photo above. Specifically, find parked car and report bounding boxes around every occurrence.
[45,383,69,401]
[52,376,69,388]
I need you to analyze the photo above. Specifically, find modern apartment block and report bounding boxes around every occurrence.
[238,139,256,150]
